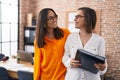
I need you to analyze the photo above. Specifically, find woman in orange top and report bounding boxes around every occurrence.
[34,8,70,80]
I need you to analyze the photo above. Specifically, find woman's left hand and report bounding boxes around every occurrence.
[94,63,106,71]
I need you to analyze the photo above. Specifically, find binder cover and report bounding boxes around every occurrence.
[75,49,105,74]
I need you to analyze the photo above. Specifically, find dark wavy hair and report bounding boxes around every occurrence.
[35,8,64,48]
[78,7,96,33]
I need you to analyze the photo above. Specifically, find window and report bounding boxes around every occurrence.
[0,0,19,56]
[66,10,101,34]
[66,11,79,32]
[24,27,35,53]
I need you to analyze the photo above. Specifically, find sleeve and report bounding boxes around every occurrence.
[34,40,43,80]
[65,28,71,35]
[62,35,72,68]
[98,38,108,75]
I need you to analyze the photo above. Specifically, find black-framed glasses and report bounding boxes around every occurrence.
[47,15,58,21]
[75,15,84,19]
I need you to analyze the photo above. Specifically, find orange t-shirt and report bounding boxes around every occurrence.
[34,28,70,80]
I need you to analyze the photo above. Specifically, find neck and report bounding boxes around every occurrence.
[46,28,54,39]
[79,30,92,47]
[79,30,92,38]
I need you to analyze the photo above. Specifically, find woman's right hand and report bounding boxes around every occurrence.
[94,63,106,71]
[70,59,81,68]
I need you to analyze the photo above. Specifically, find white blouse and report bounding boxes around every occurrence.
[62,32,107,80]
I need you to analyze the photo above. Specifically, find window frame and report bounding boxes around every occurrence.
[0,0,19,56]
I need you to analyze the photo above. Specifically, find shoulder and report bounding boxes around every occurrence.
[69,32,78,36]
[93,33,105,41]
[34,39,36,45]
[67,32,79,39]
[60,28,70,34]
[34,39,44,49]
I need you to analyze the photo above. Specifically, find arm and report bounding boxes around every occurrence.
[62,34,80,68]
[62,36,71,68]
[34,41,43,80]
[95,38,108,75]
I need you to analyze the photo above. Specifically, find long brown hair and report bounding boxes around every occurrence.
[35,8,64,48]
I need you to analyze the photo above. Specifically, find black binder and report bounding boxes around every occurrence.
[75,49,105,74]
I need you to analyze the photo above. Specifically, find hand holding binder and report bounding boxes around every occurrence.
[75,49,105,74]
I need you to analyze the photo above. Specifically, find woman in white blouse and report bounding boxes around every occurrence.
[62,7,107,80]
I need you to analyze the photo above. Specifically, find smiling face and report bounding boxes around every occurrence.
[74,10,86,29]
[46,10,58,29]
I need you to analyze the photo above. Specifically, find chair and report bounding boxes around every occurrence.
[0,67,13,80]
[0,53,5,61]
[17,70,33,80]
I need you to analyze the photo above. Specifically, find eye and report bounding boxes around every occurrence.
[47,15,58,21]
[75,15,84,19]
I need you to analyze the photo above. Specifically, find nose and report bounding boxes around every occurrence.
[53,17,57,22]
[74,18,77,22]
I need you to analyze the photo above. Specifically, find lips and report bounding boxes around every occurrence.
[75,22,78,25]
[53,22,57,25]
[52,22,57,28]
[75,22,79,28]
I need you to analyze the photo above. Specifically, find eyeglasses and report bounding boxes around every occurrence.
[75,15,84,19]
[47,15,58,21]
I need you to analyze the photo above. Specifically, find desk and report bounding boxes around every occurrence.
[0,58,33,79]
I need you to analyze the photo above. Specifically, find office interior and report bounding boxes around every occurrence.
[0,0,120,80]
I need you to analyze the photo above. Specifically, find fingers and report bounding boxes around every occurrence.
[94,64,99,70]
[94,63,106,71]
[71,59,79,63]
[99,63,106,71]
[70,59,81,68]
